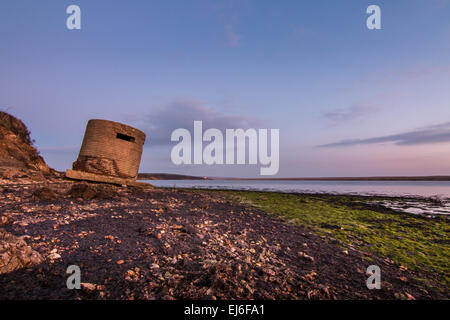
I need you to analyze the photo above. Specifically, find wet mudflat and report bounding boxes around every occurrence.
[0,180,447,299]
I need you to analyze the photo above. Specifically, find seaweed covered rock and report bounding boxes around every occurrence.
[68,183,118,200]
[32,187,58,201]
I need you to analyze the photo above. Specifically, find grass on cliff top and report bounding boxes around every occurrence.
[223,191,450,286]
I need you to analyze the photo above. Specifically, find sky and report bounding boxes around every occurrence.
[1,0,450,178]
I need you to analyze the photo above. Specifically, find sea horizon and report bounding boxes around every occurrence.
[143,179,450,198]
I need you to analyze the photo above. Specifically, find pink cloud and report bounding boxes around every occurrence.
[224,23,241,47]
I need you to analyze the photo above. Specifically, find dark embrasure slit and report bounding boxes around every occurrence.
[116,133,135,142]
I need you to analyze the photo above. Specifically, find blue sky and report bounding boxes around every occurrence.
[1,0,450,177]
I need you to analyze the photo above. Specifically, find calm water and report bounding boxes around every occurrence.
[146,179,450,199]
[144,179,450,216]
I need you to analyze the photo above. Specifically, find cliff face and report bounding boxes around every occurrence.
[0,111,51,179]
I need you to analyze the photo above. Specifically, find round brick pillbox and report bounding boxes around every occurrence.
[72,119,146,179]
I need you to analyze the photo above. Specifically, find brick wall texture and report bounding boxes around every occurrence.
[72,119,146,179]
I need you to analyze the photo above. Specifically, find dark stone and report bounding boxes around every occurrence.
[32,187,58,201]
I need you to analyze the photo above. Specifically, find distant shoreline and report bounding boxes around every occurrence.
[216,176,450,181]
[138,173,450,181]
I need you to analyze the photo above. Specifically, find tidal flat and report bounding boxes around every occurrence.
[225,190,450,289]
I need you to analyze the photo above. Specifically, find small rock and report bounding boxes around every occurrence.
[263,268,276,276]
[48,252,61,260]
[298,251,315,262]
[405,292,415,300]
[81,282,97,293]
[305,271,318,281]
[0,214,13,226]
[124,269,139,281]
